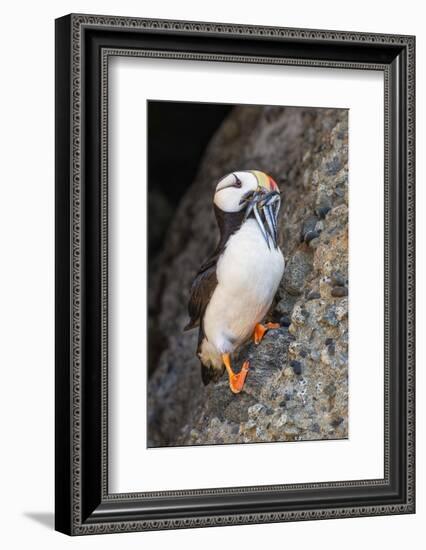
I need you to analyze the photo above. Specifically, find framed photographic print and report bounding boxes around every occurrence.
[55,14,415,535]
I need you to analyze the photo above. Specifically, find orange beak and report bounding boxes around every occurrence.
[268,176,279,192]
[250,170,280,193]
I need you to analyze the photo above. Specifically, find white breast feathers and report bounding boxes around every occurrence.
[200,218,285,368]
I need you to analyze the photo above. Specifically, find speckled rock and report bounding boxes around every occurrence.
[148,106,348,446]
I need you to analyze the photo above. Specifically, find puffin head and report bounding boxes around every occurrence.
[213,170,281,248]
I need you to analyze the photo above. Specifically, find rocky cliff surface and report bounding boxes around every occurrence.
[148,105,348,446]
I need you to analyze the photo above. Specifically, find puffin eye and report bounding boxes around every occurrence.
[234,177,242,188]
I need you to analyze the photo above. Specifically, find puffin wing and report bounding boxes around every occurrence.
[184,254,219,332]
[185,206,246,332]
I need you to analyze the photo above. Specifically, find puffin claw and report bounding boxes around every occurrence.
[229,361,250,394]
[253,322,281,345]
[222,353,250,394]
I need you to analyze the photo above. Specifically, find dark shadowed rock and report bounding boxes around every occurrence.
[331,286,348,297]
[148,106,348,446]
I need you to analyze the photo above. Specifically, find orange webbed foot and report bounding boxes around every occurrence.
[253,322,280,345]
[229,361,250,394]
[222,354,250,394]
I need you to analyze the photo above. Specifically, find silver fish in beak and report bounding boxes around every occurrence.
[239,186,281,249]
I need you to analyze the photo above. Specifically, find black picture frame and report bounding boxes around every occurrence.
[55,13,415,535]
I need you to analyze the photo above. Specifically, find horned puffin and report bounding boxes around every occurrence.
[184,170,285,394]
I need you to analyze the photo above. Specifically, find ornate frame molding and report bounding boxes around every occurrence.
[55,14,415,535]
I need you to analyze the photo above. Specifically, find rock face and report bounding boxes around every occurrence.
[147,106,348,447]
